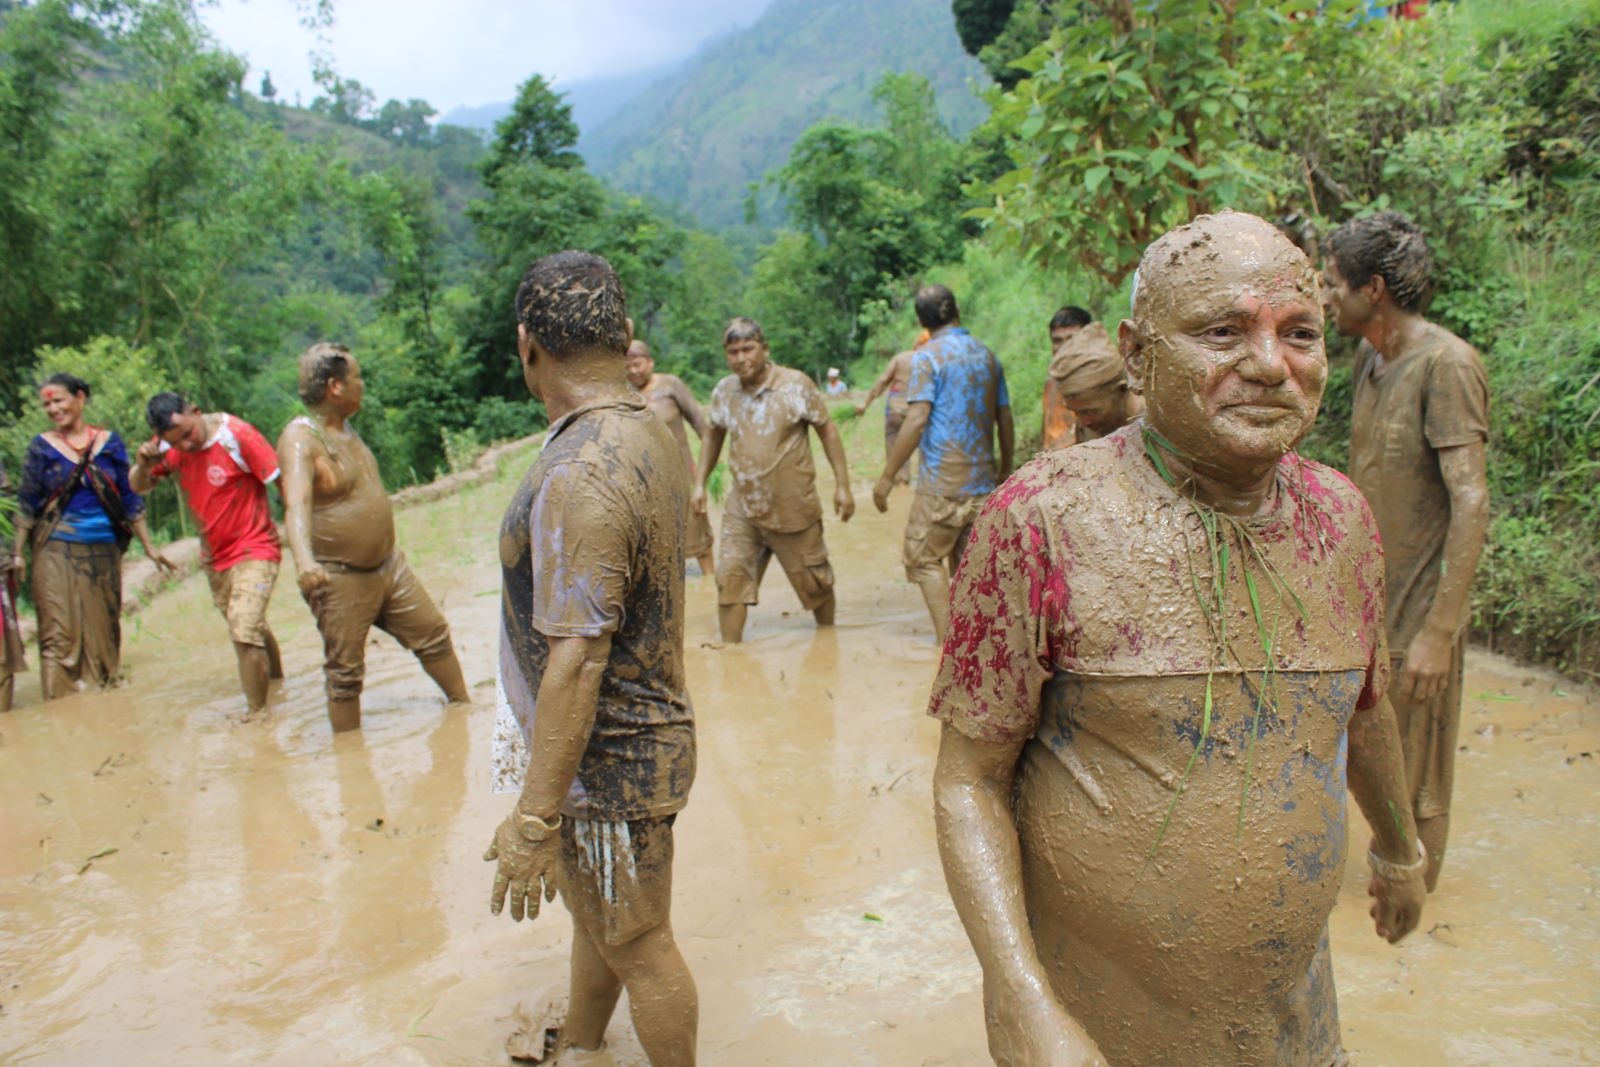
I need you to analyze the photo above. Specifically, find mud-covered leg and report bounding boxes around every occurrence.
[917,576,951,643]
[561,920,623,1053]
[420,649,471,704]
[234,642,271,715]
[717,604,747,644]
[1417,814,1449,892]
[264,627,284,680]
[593,919,698,1066]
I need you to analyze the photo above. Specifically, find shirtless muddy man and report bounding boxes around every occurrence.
[932,212,1425,1066]
[277,344,469,732]
[626,339,715,575]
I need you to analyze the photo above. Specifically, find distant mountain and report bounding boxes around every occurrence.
[442,59,686,140]
[581,0,990,228]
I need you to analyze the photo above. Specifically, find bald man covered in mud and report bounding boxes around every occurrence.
[931,212,1426,1067]
[486,251,697,1065]
[277,344,470,733]
[1325,211,1490,893]
[1045,320,1145,447]
[626,339,716,576]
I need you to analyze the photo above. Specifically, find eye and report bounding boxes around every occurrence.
[1285,326,1322,345]
[1203,324,1241,342]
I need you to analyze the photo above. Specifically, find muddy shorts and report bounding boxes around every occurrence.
[716,512,833,610]
[1391,634,1465,820]
[685,504,714,561]
[560,814,677,947]
[206,558,278,647]
[903,492,987,584]
[309,551,454,701]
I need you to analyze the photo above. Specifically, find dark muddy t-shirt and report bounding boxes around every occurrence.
[498,398,696,821]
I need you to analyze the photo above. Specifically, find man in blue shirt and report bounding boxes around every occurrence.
[873,285,1013,640]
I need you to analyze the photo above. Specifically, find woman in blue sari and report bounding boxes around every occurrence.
[11,374,173,699]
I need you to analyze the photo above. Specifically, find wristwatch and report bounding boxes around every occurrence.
[516,811,563,843]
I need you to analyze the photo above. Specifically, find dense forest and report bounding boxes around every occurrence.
[0,0,1595,677]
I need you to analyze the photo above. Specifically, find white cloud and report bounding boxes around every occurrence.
[200,0,771,111]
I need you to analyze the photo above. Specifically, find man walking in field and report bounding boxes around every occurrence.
[855,343,917,485]
[277,343,470,733]
[132,393,285,718]
[627,339,716,576]
[693,317,856,644]
[1326,210,1490,892]
[873,285,1013,642]
[486,250,698,1065]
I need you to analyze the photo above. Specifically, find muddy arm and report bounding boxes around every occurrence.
[1347,694,1425,942]
[276,425,324,594]
[857,359,900,412]
[997,405,1015,481]
[934,724,1106,1065]
[515,633,614,820]
[691,424,726,516]
[1399,441,1489,703]
[881,401,929,485]
[816,419,855,521]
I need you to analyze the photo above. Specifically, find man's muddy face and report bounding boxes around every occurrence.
[1320,258,1368,337]
[626,352,653,390]
[331,357,366,415]
[39,385,83,430]
[1049,324,1082,352]
[724,338,769,386]
[1140,266,1327,469]
[1063,382,1126,435]
[160,409,208,453]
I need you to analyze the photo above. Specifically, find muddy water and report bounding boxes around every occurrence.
[1,438,1596,1065]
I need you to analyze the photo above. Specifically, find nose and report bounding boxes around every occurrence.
[1236,328,1291,386]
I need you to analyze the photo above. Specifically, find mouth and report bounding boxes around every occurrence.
[1222,402,1297,422]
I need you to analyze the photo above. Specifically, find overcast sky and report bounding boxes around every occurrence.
[199,0,774,113]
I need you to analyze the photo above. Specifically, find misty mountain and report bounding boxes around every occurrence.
[441,59,684,140]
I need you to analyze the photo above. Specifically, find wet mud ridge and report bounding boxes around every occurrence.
[0,433,1595,1065]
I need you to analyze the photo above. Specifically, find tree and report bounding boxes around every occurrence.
[481,74,580,185]
[953,0,1017,55]
[369,97,437,147]
[259,70,277,102]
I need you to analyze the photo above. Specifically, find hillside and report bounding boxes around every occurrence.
[582,0,990,228]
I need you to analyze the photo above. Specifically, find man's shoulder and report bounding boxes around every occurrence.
[773,365,818,390]
[275,415,317,449]
[991,428,1137,519]
[1420,326,1486,377]
[1283,453,1381,540]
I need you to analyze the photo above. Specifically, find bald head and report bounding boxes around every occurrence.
[1130,210,1318,334]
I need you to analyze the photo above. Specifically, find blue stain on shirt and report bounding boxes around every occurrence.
[905,327,1010,497]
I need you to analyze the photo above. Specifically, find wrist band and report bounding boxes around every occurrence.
[1368,839,1427,881]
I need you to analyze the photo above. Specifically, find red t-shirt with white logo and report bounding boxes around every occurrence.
[152,414,282,571]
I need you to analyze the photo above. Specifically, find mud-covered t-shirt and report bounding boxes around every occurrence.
[496,398,696,820]
[928,423,1389,1066]
[708,365,831,532]
[1350,336,1489,656]
[643,373,705,477]
[905,326,1010,497]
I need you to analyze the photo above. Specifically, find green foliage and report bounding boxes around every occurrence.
[482,74,581,184]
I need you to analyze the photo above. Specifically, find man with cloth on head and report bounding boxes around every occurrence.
[627,339,716,576]
[693,317,855,644]
[1041,305,1092,449]
[277,343,471,733]
[132,393,285,718]
[873,284,1013,642]
[1046,320,1145,446]
[931,211,1425,1066]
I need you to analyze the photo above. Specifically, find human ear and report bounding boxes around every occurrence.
[1118,319,1147,395]
[623,317,635,350]
[517,323,534,368]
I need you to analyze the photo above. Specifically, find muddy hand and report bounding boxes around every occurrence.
[297,563,330,608]
[872,475,895,513]
[988,989,1108,1067]
[484,812,560,922]
[150,551,178,575]
[690,484,708,517]
[835,484,856,522]
[1368,869,1425,943]
[1400,625,1453,704]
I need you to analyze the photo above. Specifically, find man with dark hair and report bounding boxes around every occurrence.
[1046,321,1144,444]
[855,338,920,485]
[486,250,699,1065]
[873,285,1013,642]
[131,392,284,717]
[1042,305,1092,449]
[627,339,715,576]
[276,343,469,733]
[693,316,856,644]
[933,211,1423,1066]
[1326,210,1490,893]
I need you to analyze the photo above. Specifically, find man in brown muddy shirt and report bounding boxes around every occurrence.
[486,251,697,1065]
[693,316,856,643]
[1045,321,1145,446]
[277,344,470,733]
[932,212,1425,1067]
[1326,211,1490,893]
[627,339,715,576]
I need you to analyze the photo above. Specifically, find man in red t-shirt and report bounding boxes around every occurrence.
[132,393,284,718]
